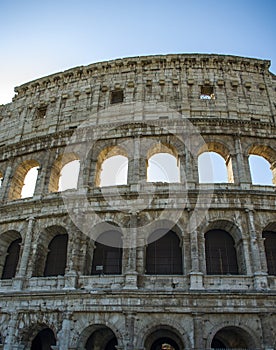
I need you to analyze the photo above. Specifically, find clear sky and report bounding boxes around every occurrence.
[0,0,275,105]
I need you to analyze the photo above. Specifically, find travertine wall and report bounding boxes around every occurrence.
[0,54,275,349]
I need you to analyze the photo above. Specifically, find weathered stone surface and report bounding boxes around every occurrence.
[0,53,275,349]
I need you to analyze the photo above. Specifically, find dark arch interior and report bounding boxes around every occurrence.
[145,328,183,350]
[263,231,276,275]
[211,327,249,349]
[150,337,179,350]
[205,229,239,275]
[31,328,56,350]
[91,231,122,275]
[1,238,22,279]
[146,229,183,275]
[44,233,68,277]
[85,327,117,350]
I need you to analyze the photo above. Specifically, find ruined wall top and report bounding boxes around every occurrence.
[0,53,275,147]
[14,54,272,96]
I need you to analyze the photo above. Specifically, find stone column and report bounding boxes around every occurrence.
[193,313,204,349]
[5,313,18,350]
[184,149,197,190]
[0,162,13,202]
[36,150,56,196]
[124,313,136,350]
[13,217,36,290]
[64,234,78,290]
[57,312,73,350]
[124,214,138,289]
[259,313,275,350]
[189,210,204,290]
[233,136,252,187]
[246,209,268,290]
[241,239,253,275]
[127,136,146,190]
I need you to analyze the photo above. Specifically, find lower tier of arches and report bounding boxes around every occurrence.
[0,306,274,350]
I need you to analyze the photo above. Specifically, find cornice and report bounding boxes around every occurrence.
[12,54,272,100]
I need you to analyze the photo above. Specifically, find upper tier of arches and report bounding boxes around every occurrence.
[0,137,275,201]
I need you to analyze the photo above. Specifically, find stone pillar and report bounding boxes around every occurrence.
[193,313,204,349]
[259,313,275,350]
[241,239,253,275]
[124,313,136,350]
[13,217,36,290]
[127,137,139,186]
[57,313,73,350]
[64,234,78,290]
[184,149,197,189]
[189,210,204,290]
[4,314,18,350]
[0,163,13,202]
[124,214,138,289]
[233,137,251,187]
[36,150,56,196]
[246,209,268,290]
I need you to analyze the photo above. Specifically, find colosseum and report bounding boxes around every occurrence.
[0,53,275,349]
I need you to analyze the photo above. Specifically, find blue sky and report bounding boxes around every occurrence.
[0,0,275,104]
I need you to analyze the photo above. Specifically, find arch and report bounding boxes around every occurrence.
[49,152,80,192]
[95,146,128,187]
[44,233,68,277]
[58,159,80,191]
[210,326,256,349]
[0,230,22,279]
[205,229,239,275]
[77,324,118,350]
[8,159,40,200]
[147,143,180,183]
[249,155,273,185]
[145,229,183,275]
[144,326,185,350]
[262,227,276,275]
[31,327,56,350]
[248,144,276,185]
[91,230,123,275]
[198,142,234,183]
[33,225,68,277]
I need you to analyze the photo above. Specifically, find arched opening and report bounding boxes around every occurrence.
[248,145,276,185]
[91,231,123,275]
[31,328,56,350]
[249,155,273,185]
[100,155,128,187]
[21,166,39,198]
[211,326,252,349]
[144,328,184,350]
[94,146,128,187]
[1,238,22,279]
[146,229,183,275]
[198,152,228,183]
[262,231,276,275]
[44,234,68,277]
[0,230,22,279]
[8,160,40,200]
[205,230,239,275]
[49,152,80,192]
[82,326,118,350]
[58,159,80,191]
[147,153,180,183]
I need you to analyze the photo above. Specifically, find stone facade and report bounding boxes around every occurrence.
[0,53,275,349]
